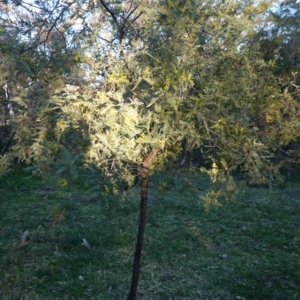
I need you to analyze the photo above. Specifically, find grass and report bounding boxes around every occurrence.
[0,168,299,299]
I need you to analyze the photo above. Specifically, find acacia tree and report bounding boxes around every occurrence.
[2,0,300,299]
[0,0,82,175]
[39,0,300,299]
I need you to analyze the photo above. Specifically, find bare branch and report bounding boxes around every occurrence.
[22,1,72,53]
[99,0,122,37]
[124,11,143,33]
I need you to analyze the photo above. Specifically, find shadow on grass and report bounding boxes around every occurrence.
[0,168,299,299]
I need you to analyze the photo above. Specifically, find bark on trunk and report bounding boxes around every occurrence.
[0,131,15,156]
[127,147,160,300]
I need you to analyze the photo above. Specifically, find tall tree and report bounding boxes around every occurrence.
[257,0,300,75]
[252,0,300,173]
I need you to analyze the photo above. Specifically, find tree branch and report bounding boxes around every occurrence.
[99,0,122,38]
[22,1,72,53]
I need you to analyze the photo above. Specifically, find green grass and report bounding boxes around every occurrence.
[0,169,299,299]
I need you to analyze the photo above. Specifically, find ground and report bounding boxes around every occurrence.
[0,169,299,299]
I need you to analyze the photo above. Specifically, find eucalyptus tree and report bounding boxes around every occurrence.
[257,0,300,75]
[251,0,300,173]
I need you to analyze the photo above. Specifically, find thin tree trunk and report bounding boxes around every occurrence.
[180,137,188,167]
[0,131,15,156]
[127,147,160,300]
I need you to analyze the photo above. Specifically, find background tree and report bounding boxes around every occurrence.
[0,0,82,176]
[252,0,300,175]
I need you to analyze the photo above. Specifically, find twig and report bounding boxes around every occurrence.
[22,1,72,53]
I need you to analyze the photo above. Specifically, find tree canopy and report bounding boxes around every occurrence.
[1,0,298,184]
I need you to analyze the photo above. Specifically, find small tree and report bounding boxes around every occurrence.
[2,0,300,299]
[46,1,300,299]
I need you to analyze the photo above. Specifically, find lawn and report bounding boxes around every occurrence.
[0,169,299,299]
